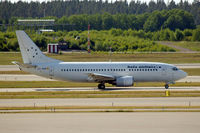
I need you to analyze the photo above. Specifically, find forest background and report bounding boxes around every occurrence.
[0,0,200,52]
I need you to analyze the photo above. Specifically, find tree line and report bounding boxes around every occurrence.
[57,9,195,32]
[1,28,200,52]
[2,9,196,32]
[0,0,200,25]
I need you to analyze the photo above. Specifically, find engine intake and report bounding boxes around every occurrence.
[116,76,134,87]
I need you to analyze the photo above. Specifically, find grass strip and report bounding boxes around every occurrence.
[0,81,98,88]
[1,52,200,65]
[1,90,200,98]
[0,71,29,74]
[182,68,200,76]
[1,106,200,113]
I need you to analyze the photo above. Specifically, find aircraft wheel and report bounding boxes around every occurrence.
[98,84,105,89]
[165,84,169,89]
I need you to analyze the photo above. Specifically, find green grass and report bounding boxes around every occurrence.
[0,81,199,88]
[172,41,200,51]
[1,52,200,65]
[135,82,200,87]
[182,68,200,76]
[0,52,22,65]
[0,90,200,99]
[0,81,99,88]
[0,71,29,74]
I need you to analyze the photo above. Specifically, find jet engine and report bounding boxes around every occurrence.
[116,76,134,87]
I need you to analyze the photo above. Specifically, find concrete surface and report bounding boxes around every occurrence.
[0,112,200,133]
[175,63,200,68]
[0,97,200,107]
[0,65,20,71]
[0,74,55,81]
[0,74,198,82]
[0,86,200,92]
[1,108,200,113]
[178,76,200,82]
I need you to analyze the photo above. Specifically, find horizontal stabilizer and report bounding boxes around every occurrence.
[12,61,37,68]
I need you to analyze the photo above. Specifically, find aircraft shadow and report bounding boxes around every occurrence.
[35,88,92,91]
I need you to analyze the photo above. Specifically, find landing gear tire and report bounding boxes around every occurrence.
[165,84,169,89]
[98,83,105,89]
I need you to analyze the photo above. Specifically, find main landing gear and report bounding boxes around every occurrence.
[98,83,105,89]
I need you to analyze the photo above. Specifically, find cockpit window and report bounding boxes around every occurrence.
[172,67,178,71]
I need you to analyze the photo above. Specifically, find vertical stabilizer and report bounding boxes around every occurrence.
[16,30,59,64]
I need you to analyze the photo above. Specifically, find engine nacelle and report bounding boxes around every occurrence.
[116,76,134,87]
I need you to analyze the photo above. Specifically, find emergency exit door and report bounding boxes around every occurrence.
[161,66,167,76]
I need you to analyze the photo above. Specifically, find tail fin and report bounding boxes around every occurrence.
[16,30,59,64]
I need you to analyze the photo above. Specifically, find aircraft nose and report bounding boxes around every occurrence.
[174,70,187,81]
[180,70,188,79]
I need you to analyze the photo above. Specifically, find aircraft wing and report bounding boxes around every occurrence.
[88,73,115,82]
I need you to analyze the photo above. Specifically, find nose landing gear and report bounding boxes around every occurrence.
[165,84,169,89]
[164,82,174,89]
[165,84,170,96]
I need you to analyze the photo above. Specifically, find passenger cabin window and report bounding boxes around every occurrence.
[172,67,178,71]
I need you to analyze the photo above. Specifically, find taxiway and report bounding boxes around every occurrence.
[0,74,199,82]
[0,97,200,107]
[0,86,200,92]
[0,112,200,133]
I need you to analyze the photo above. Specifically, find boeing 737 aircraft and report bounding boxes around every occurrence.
[13,30,187,89]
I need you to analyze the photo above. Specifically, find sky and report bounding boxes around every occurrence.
[5,0,197,4]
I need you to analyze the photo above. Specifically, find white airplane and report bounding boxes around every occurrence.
[13,30,187,89]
